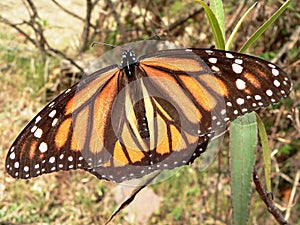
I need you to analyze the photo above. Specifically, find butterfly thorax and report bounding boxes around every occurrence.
[119,49,138,78]
[118,49,151,142]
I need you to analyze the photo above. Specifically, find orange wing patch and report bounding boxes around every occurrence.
[170,125,185,151]
[124,143,145,164]
[180,75,217,112]
[141,68,202,124]
[29,140,37,159]
[244,71,261,88]
[93,73,120,152]
[113,141,129,166]
[142,57,204,72]
[55,118,72,149]
[113,140,145,166]
[72,107,90,151]
[66,68,118,115]
[65,97,74,115]
[199,74,229,97]
[153,114,170,155]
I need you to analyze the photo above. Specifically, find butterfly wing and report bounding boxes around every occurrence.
[139,48,292,131]
[6,48,292,182]
[6,64,119,179]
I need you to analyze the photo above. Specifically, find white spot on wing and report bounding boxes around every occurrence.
[10,152,15,160]
[211,65,220,72]
[272,68,279,76]
[48,102,55,107]
[35,116,41,124]
[266,89,273,96]
[31,125,37,133]
[39,142,48,153]
[34,128,43,138]
[268,63,276,68]
[226,52,234,58]
[208,57,217,64]
[14,162,19,168]
[24,166,29,172]
[49,156,55,164]
[235,59,243,64]
[48,110,57,118]
[236,79,246,90]
[232,63,243,74]
[236,98,245,105]
[274,80,281,87]
[52,118,58,127]
[254,95,262,100]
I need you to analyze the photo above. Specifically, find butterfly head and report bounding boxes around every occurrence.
[119,49,138,77]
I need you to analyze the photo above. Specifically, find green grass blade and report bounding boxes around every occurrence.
[210,0,225,39]
[225,2,258,51]
[230,112,257,225]
[239,0,292,53]
[197,0,225,49]
[256,113,272,193]
[229,112,257,225]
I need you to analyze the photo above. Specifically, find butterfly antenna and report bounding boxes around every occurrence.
[91,42,125,51]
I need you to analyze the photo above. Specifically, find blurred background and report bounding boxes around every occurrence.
[0,0,299,224]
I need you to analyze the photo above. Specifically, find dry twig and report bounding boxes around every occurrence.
[272,26,300,64]
[0,0,84,72]
[253,167,288,225]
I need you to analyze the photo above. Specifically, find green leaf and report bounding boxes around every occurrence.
[239,0,292,53]
[230,112,257,225]
[210,0,225,39]
[197,0,225,49]
[256,113,272,193]
[225,2,258,50]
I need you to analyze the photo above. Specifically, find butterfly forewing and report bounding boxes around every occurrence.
[6,48,292,182]
[140,49,291,131]
[6,65,119,179]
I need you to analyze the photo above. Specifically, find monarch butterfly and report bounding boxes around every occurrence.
[6,45,292,183]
